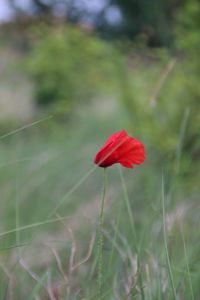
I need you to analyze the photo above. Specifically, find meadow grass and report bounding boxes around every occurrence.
[0,81,199,299]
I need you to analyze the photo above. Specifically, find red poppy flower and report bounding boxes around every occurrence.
[94,130,145,168]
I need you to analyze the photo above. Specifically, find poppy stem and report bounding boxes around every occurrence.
[97,168,107,300]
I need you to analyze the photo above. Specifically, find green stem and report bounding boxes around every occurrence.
[162,175,177,300]
[97,168,107,300]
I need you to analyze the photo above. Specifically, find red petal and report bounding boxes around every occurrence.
[117,138,145,163]
[94,130,128,167]
[94,130,145,168]
[119,160,134,168]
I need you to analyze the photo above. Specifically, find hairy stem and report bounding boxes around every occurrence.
[97,168,107,300]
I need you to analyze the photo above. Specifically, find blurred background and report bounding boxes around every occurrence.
[0,0,200,299]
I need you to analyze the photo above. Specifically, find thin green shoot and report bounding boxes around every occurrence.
[15,179,20,257]
[0,215,75,239]
[162,175,177,300]
[180,222,194,300]
[97,168,107,300]
[119,167,145,300]
[0,115,53,140]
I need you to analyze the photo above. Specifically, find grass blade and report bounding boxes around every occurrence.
[119,167,145,300]
[162,175,177,300]
[180,223,194,300]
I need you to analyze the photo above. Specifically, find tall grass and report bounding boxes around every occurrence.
[0,79,199,299]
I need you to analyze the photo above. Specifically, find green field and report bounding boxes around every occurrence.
[0,88,199,299]
[0,16,199,298]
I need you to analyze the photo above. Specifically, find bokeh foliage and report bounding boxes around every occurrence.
[0,1,200,298]
[23,16,200,174]
[26,25,115,116]
[7,0,180,46]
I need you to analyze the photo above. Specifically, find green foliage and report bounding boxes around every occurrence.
[26,25,115,116]
[174,0,200,162]
[0,112,199,299]
[1,5,200,297]
[8,0,177,46]
[176,0,200,55]
[114,40,200,174]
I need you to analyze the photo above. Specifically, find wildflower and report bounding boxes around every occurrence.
[94,130,145,168]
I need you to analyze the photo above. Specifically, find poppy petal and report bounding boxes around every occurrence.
[94,130,145,169]
[119,160,134,168]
